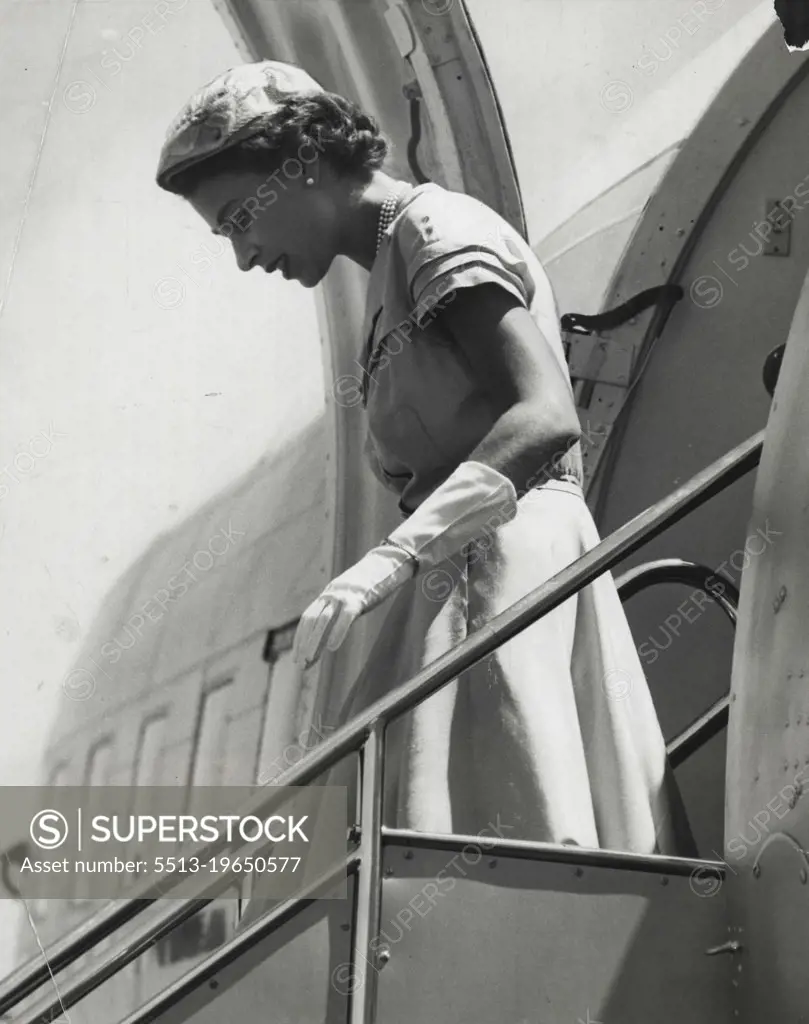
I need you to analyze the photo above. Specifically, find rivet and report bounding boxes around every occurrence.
[574,867,584,877]
[403,849,414,860]
[489,859,498,869]
[384,867,394,877]
[801,869,808,884]
[377,947,391,964]
[661,877,669,886]
[753,864,761,878]
[676,227,685,237]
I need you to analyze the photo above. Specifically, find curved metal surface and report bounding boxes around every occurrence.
[726,268,809,851]
[724,269,809,1024]
[582,21,809,504]
[731,830,809,1023]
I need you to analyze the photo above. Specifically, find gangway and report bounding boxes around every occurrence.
[0,430,763,1024]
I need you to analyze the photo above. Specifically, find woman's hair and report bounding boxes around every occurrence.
[166,92,388,196]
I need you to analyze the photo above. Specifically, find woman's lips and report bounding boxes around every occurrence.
[264,255,295,280]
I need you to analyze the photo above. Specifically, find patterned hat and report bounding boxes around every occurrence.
[156,60,324,191]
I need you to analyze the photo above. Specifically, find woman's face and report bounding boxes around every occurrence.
[187,166,340,288]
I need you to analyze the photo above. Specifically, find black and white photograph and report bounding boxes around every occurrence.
[0,0,807,1021]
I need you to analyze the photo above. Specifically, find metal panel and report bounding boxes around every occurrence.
[724,267,809,1022]
[132,877,354,1024]
[582,23,809,501]
[374,841,731,1024]
[730,834,809,1023]
[593,38,809,860]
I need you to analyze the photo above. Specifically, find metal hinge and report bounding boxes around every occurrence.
[705,940,744,956]
[567,334,634,387]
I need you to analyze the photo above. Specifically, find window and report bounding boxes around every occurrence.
[25,763,70,918]
[133,712,167,787]
[84,737,113,788]
[190,679,233,789]
[121,713,168,889]
[255,624,301,786]
[47,761,69,787]
[74,738,113,903]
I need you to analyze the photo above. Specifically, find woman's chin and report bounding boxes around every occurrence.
[298,264,324,288]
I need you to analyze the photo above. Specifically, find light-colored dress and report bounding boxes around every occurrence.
[341,182,695,856]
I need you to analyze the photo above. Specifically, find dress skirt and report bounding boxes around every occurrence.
[337,479,696,857]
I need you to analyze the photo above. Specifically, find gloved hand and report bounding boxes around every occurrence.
[292,460,518,667]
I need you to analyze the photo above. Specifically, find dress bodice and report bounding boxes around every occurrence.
[359,182,583,516]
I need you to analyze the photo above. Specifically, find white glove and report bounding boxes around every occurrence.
[292,461,518,667]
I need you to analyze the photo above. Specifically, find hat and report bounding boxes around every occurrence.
[156,60,324,191]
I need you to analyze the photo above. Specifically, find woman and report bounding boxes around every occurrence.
[157,61,695,856]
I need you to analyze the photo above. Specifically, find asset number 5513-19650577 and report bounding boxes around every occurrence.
[152,856,302,873]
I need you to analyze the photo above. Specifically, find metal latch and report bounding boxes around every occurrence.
[762,198,792,257]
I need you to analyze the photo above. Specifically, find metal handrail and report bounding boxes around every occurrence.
[0,429,764,1021]
[668,694,731,768]
[615,558,740,623]
[615,558,740,768]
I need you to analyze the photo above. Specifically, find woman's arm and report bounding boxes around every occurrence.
[294,283,579,667]
[433,283,582,494]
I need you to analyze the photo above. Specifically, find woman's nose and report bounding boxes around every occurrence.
[234,242,260,272]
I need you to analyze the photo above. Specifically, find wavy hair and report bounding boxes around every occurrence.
[164,92,389,196]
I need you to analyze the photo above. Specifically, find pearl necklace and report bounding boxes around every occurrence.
[376,182,412,256]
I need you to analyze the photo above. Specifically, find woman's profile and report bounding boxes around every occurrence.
[156,60,695,857]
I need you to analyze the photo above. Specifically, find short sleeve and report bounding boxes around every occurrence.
[396,192,535,329]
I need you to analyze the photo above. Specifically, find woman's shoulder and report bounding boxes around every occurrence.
[392,183,563,345]
[396,183,514,255]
